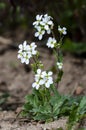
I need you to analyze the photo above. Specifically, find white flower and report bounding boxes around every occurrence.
[21,57,30,64]
[18,41,28,51]
[32,69,53,90]
[33,14,43,27]
[18,41,37,64]
[32,81,40,90]
[58,26,67,35]
[41,14,53,33]
[28,42,37,55]
[47,29,51,34]
[46,37,57,48]
[35,27,45,40]
[43,14,53,34]
[18,41,30,64]
[57,62,63,70]
[35,69,42,81]
[33,14,54,40]
[43,14,53,27]
[42,71,53,88]
[32,69,42,90]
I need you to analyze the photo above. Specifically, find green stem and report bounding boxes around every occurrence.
[50,84,59,95]
[32,56,39,73]
[53,48,58,60]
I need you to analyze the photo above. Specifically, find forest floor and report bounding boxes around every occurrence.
[0,35,86,130]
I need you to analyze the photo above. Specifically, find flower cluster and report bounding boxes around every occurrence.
[32,69,53,90]
[58,26,67,35]
[17,14,67,91]
[57,62,63,70]
[18,41,37,64]
[33,14,54,40]
[46,37,57,48]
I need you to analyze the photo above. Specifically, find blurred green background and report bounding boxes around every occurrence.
[0,0,86,55]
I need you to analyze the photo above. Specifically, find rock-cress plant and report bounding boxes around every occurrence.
[17,14,86,130]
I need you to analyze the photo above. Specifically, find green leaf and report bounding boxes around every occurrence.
[33,102,53,121]
[50,95,67,118]
[62,39,86,54]
[77,96,86,115]
[34,113,52,121]
[67,96,86,130]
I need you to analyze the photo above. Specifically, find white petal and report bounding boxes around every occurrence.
[63,31,67,35]
[48,37,52,42]
[37,69,41,74]
[17,54,21,59]
[34,24,39,29]
[59,66,62,69]
[23,41,27,47]
[18,50,22,53]
[39,79,45,85]
[35,75,40,81]
[36,85,40,90]
[37,26,41,31]
[19,44,22,49]
[51,44,54,48]
[32,50,37,55]
[49,78,53,84]
[35,32,39,37]
[33,21,36,25]
[32,82,36,88]
[45,82,50,88]
[23,52,26,57]
[48,21,53,25]
[42,30,45,35]
[21,58,25,63]
[31,42,35,47]
[27,52,32,58]
[63,27,66,30]
[40,21,45,26]
[25,59,29,64]
[58,28,62,31]
[39,34,43,40]
[47,29,51,34]
[45,25,49,30]
[48,71,53,76]
[36,15,39,20]
[41,71,47,77]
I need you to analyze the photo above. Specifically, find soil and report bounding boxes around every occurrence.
[0,36,86,129]
[0,111,67,130]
